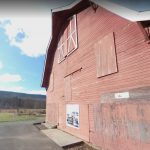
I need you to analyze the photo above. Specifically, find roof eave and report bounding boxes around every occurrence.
[52,0,81,13]
[91,0,150,21]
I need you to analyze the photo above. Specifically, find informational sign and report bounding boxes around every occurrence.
[115,92,130,99]
[66,104,79,128]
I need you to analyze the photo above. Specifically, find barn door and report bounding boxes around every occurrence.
[64,75,72,101]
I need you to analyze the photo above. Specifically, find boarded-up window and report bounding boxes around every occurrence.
[58,15,78,63]
[64,76,72,101]
[49,72,54,92]
[95,32,118,77]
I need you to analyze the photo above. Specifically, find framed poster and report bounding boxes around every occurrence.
[66,104,79,128]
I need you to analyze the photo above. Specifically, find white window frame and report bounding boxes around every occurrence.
[58,15,78,63]
[67,15,78,56]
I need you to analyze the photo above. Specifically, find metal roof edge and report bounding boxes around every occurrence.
[91,0,150,21]
[52,0,82,13]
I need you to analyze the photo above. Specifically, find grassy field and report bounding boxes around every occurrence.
[0,109,46,114]
[0,109,46,122]
[0,113,40,122]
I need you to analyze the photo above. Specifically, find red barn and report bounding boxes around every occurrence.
[42,0,150,149]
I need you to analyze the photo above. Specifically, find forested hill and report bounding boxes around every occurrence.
[0,91,46,109]
[0,91,46,100]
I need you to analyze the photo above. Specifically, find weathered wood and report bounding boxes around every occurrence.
[95,32,118,77]
[46,5,150,150]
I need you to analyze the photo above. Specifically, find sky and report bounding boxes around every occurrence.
[0,16,51,95]
[0,0,74,95]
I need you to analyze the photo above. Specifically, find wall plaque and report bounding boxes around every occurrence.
[115,92,130,99]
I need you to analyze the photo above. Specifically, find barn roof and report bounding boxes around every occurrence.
[41,0,150,88]
[53,0,150,21]
[92,0,150,21]
[109,0,150,12]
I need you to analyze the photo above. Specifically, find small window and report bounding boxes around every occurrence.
[140,21,150,39]
[95,32,118,77]
[58,15,78,63]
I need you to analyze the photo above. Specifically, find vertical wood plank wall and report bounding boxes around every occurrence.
[46,6,150,150]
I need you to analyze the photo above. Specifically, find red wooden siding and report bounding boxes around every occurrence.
[46,103,58,125]
[91,96,150,150]
[46,5,150,150]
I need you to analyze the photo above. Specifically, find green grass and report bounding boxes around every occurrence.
[0,113,39,122]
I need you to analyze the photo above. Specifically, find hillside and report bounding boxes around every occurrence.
[0,91,46,100]
[0,91,46,109]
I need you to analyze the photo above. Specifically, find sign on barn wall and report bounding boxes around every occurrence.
[66,104,79,128]
[115,92,130,99]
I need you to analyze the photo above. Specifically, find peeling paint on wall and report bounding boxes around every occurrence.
[93,87,150,150]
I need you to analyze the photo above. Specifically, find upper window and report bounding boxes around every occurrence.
[141,21,150,39]
[58,15,78,63]
[95,32,118,77]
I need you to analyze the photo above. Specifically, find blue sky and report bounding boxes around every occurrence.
[0,0,75,95]
[0,16,51,95]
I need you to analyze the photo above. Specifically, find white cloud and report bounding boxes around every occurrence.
[0,15,51,57]
[27,90,46,95]
[0,61,3,69]
[0,86,24,93]
[0,85,46,95]
[0,73,22,82]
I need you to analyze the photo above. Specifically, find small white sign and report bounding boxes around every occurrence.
[115,92,129,99]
